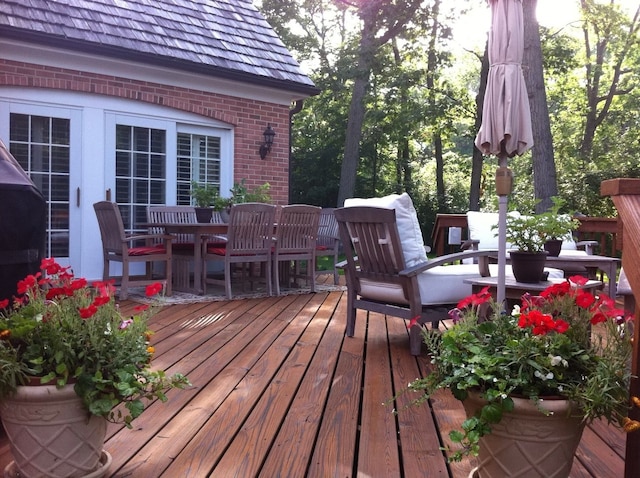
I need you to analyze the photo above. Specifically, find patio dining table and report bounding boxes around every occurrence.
[142,222,228,294]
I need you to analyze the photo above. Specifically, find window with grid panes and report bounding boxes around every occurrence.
[115,125,166,231]
[176,133,221,205]
[9,113,70,258]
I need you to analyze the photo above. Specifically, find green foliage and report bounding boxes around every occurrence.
[505,197,580,252]
[0,259,190,427]
[401,278,633,460]
[190,181,220,208]
[265,0,640,220]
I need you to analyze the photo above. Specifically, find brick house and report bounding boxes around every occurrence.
[0,0,318,280]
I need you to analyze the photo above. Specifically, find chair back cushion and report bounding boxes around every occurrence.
[467,210,522,251]
[344,193,427,267]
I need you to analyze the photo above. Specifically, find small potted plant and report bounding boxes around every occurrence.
[504,197,581,281]
[400,278,634,477]
[0,258,190,477]
[536,197,581,256]
[190,181,221,223]
[217,179,272,222]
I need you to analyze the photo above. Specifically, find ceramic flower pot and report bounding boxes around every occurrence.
[219,207,231,223]
[194,207,213,223]
[509,250,549,283]
[543,239,563,257]
[0,383,111,478]
[464,391,585,478]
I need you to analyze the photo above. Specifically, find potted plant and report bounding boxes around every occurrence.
[0,258,190,478]
[402,277,634,477]
[217,179,272,222]
[190,181,221,223]
[504,198,580,281]
[537,197,581,256]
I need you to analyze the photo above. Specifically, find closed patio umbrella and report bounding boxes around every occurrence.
[474,0,533,304]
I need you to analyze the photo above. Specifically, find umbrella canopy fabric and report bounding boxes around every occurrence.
[474,0,533,305]
[475,0,533,158]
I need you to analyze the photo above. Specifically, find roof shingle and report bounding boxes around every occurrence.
[0,0,317,95]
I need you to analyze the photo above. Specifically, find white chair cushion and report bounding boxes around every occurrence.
[344,193,428,267]
[467,210,520,251]
[416,263,563,306]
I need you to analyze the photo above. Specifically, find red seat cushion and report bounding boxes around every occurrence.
[206,246,227,255]
[316,245,329,251]
[128,246,166,256]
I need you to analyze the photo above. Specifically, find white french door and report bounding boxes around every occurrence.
[3,105,81,268]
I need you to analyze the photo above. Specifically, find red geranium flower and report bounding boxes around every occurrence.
[145,283,163,297]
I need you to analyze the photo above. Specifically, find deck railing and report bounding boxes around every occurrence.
[430,213,620,257]
[601,178,640,478]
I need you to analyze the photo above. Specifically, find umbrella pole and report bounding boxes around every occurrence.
[495,157,513,308]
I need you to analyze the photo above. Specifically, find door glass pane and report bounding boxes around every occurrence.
[176,133,221,205]
[115,125,167,231]
[9,113,70,259]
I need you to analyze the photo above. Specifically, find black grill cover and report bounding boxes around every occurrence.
[0,140,46,301]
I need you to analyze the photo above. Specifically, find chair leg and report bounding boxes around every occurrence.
[309,257,316,293]
[409,323,423,356]
[165,257,172,297]
[225,261,233,300]
[265,259,272,297]
[273,258,281,296]
[120,263,130,300]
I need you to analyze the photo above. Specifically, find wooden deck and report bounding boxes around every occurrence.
[0,279,627,477]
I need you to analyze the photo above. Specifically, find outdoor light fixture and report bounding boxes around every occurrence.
[259,124,275,160]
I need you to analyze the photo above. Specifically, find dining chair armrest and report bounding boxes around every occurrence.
[125,233,174,243]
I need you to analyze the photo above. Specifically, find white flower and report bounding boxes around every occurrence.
[534,371,554,381]
[511,304,521,316]
[549,354,569,368]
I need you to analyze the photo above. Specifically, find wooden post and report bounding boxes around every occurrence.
[601,178,640,478]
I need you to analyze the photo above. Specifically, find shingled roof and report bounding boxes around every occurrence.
[0,0,318,96]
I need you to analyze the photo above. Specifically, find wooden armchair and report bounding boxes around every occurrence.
[93,201,173,300]
[335,206,495,355]
[273,205,321,295]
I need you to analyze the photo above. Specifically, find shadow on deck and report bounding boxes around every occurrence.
[0,278,625,477]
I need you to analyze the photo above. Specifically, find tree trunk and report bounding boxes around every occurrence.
[522,0,557,213]
[470,43,489,211]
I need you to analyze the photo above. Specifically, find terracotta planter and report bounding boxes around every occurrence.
[464,391,585,478]
[0,384,111,478]
[509,250,548,283]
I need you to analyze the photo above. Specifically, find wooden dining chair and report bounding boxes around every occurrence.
[272,205,321,295]
[315,208,340,285]
[202,202,276,299]
[93,201,173,299]
[147,206,197,290]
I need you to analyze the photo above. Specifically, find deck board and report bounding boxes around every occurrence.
[0,279,627,477]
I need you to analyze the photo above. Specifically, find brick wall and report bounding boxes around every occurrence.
[0,59,290,204]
